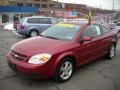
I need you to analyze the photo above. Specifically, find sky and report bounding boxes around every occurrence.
[53,0,120,10]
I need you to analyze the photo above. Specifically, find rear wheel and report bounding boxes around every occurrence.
[54,58,74,82]
[106,44,116,59]
[29,30,39,37]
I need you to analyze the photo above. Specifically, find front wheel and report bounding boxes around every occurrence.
[54,58,74,82]
[106,44,116,59]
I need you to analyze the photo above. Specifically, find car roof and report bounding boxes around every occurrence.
[60,21,88,26]
[27,16,56,19]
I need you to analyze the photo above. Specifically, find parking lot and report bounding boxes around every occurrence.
[0,29,120,90]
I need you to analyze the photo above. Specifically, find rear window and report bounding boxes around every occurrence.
[27,18,51,24]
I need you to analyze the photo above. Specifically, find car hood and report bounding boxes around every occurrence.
[12,36,71,56]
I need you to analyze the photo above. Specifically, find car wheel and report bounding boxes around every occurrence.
[29,30,39,37]
[106,44,116,59]
[54,58,74,82]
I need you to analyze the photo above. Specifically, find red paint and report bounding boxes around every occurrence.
[7,23,118,79]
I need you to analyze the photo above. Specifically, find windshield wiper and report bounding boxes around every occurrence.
[40,35,60,40]
[45,36,58,40]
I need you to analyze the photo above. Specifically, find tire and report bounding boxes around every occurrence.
[25,35,29,38]
[106,44,116,59]
[29,30,39,37]
[54,58,74,82]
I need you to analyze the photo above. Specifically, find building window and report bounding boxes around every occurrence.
[41,0,47,2]
[58,4,62,9]
[35,4,40,8]
[58,4,65,9]
[75,5,80,9]
[17,3,23,6]
[69,5,74,9]
[42,4,47,8]
[2,14,9,23]
[65,5,69,9]
[49,4,55,8]
[26,3,32,7]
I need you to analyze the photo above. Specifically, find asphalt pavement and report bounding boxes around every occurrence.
[0,29,120,90]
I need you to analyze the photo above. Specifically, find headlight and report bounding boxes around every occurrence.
[28,53,52,64]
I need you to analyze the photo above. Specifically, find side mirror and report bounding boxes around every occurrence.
[80,36,92,42]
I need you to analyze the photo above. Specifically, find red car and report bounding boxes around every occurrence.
[7,22,118,82]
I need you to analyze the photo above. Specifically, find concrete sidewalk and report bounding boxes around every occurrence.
[0,23,5,30]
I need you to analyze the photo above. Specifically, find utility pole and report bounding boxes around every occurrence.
[62,0,65,18]
[57,0,59,18]
[112,0,115,20]
[112,0,115,11]
[74,0,76,19]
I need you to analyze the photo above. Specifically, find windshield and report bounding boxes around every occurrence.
[41,23,80,40]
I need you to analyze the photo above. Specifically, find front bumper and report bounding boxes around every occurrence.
[7,53,54,79]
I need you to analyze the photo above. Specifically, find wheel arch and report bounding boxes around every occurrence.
[53,53,77,82]
[54,52,77,71]
[29,28,39,32]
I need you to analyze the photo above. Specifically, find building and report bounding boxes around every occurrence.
[2,0,114,24]
[53,2,87,18]
[0,0,39,24]
[0,0,10,6]
[0,6,38,24]
[9,0,88,18]
[0,0,88,24]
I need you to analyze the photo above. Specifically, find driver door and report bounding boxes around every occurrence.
[76,24,104,65]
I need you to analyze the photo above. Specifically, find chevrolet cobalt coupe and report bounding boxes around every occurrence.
[7,23,118,82]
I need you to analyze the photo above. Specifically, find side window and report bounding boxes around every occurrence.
[102,26,110,34]
[83,25,101,38]
[51,19,59,24]
[27,18,50,24]
[40,18,50,24]
[83,26,93,37]
[27,18,39,23]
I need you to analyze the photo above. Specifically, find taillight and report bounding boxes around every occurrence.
[20,24,25,30]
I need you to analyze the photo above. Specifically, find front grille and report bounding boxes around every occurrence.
[11,50,27,61]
